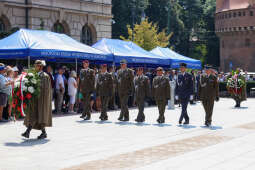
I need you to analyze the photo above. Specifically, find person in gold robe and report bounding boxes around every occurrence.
[22,60,52,139]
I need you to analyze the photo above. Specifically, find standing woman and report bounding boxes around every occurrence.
[68,71,78,113]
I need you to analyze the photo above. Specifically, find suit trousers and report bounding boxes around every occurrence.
[82,92,91,118]
[136,98,145,121]
[202,99,214,124]
[179,98,189,122]
[119,95,129,119]
[156,99,167,118]
[100,96,110,118]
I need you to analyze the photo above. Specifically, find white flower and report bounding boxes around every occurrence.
[15,82,20,88]
[28,73,33,76]
[31,79,37,84]
[22,85,27,91]
[28,86,35,94]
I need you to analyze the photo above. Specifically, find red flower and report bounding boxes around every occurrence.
[19,96,24,100]
[26,93,32,100]
[12,103,16,108]
[17,91,21,97]
[23,103,27,109]
[17,106,21,112]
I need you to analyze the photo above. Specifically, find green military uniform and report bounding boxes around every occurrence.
[79,68,95,120]
[96,71,114,121]
[108,71,117,110]
[152,75,170,123]
[198,74,219,126]
[134,74,150,122]
[117,68,134,121]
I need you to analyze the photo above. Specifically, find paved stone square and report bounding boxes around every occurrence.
[1,98,255,170]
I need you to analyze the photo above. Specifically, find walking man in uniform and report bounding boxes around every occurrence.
[134,67,150,122]
[117,59,134,121]
[175,63,193,125]
[22,60,52,139]
[199,65,219,127]
[152,67,170,124]
[96,64,114,121]
[79,60,95,120]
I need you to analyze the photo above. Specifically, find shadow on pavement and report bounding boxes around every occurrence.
[94,121,113,124]
[152,123,172,127]
[232,107,248,110]
[200,125,223,130]
[180,125,197,129]
[5,139,50,147]
[76,120,93,124]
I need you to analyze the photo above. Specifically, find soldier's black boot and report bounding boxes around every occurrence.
[21,126,32,138]
[80,113,86,119]
[37,129,47,140]
[118,113,124,121]
[84,113,91,120]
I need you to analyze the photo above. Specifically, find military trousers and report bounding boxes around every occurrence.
[119,95,129,120]
[82,92,91,119]
[202,99,214,124]
[136,97,145,121]
[156,99,167,119]
[179,98,189,123]
[100,96,110,119]
[108,90,116,109]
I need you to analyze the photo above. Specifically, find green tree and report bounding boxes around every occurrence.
[145,0,184,50]
[112,0,149,39]
[120,19,172,51]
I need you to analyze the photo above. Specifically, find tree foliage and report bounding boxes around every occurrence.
[120,19,172,51]
[112,0,220,66]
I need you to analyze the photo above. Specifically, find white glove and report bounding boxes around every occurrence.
[175,96,179,100]
[190,95,194,101]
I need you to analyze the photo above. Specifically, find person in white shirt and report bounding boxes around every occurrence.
[55,68,65,114]
[68,71,77,113]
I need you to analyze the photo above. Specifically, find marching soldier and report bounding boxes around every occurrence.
[134,67,150,122]
[22,60,52,139]
[152,67,170,124]
[108,66,117,110]
[175,63,193,125]
[79,60,95,120]
[117,59,134,121]
[199,65,219,127]
[96,64,114,121]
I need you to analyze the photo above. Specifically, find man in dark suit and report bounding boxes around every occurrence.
[175,63,194,125]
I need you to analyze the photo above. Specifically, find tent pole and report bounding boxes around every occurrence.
[75,58,78,73]
[28,56,30,69]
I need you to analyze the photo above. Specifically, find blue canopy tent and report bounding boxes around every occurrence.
[0,29,112,66]
[151,47,202,69]
[92,38,170,68]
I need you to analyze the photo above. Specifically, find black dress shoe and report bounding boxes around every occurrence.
[37,133,47,140]
[183,121,189,125]
[80,114,86,118]
[179,121,182,125]
[84,117,91,120]
[21,131,30,138]
[123,118,129,122]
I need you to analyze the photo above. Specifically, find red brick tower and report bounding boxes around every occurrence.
[215,0,255,72]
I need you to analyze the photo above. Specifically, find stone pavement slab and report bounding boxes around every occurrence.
[0,98,255,170]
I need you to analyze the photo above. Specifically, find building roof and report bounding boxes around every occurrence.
[216,0,254,13]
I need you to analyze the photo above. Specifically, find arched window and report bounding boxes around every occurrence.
[81,25,93,45]
[52,21,65,34]
[0,18,5,32]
